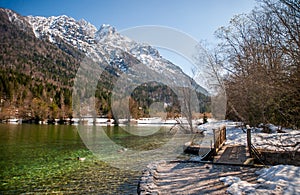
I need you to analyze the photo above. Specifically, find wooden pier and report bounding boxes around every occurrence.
[213,145,251,165]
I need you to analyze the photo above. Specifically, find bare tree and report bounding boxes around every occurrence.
[194,44,228,122]
[175,86,197,133]
[214,0,300,128]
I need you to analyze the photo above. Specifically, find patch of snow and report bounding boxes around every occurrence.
[220,165,300,195]
[220,176,256,195]
[26,14,97,51]
[198,121,300,194]
[198,121,299,151]
[252,131,300,152]
[189,156,202,161]
[197,120,242,136]
[220,176,242,186]
[266,124,279,132]
[225,126,247,146]
[256,165,300,194]
[95,24,116,40]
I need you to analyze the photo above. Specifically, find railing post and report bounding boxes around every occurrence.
[222,126,226,142]
[213,128,216,155]
[219,127,221,146]
[246,125,252,157]
[224,126,226,141]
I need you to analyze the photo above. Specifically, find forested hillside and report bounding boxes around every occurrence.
[0,8,210,122]
[0,9,82,121]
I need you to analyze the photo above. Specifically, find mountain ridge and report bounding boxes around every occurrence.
[24,11,193,83]
[0,8,210,121]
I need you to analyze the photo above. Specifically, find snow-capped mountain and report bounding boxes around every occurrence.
[26,15,97,54]
[3,8,204,93]
[24,13,194,86]
[95,24,184,76]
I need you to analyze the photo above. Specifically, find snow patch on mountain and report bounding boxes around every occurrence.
[94,23,190,85]
[96,24,116,40]
[19,12,203,92]
[26,15,97,53]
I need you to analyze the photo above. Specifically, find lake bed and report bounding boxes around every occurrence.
[0,124,208,194]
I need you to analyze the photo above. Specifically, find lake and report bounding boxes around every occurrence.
[0,124,204,194]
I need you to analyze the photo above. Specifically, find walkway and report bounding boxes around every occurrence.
[138,162,258,195]
[213,145,250,165]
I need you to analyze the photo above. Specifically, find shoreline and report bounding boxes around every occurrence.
[0,117,205,126]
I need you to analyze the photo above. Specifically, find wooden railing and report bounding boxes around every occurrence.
[247,127,266,165]
[213,126,226,154]
[250,144,265,165]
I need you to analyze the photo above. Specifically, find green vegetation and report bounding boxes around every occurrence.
[0,10,82,121]
[129,82,210,119]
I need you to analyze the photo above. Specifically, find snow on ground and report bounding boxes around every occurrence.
[197,120,247,145]
[225,125,300,152]
[252,131,300,152]
[198,120,300,152]
[220,165,300,195]
[198,120,300,194]
[225,126,248,146]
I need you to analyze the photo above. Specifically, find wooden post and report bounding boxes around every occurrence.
[219,127,221,147]
[213,128,216,155]
[246,125,252,157]
[224,126,226,142]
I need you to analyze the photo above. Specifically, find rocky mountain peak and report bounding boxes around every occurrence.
[97,24,116,37]
[25,14,97,52]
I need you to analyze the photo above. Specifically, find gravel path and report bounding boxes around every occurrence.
[138,161,259,195]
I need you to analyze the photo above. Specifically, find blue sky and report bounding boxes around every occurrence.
[0,0,258,75]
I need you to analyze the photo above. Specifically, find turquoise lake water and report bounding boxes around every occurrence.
[0,124,200,194]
